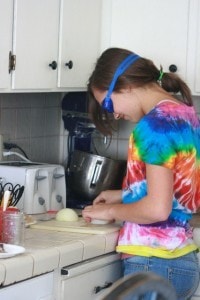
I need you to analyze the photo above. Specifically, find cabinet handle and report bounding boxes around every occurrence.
[49,61,57,70]
[94,282,113,294]
[65,60,73,69]
[169,64,177,73]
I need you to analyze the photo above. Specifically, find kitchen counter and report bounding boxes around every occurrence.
[0,213,200,294]
[0,220,120,287]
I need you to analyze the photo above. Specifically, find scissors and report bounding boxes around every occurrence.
[2,182,14,192]
[0,183,24,207]
[11,185,25,206]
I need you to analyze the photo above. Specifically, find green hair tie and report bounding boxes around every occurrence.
[157,68,164,86]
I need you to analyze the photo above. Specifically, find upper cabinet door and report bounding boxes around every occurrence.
[106,0,189,81]
[12,0,60,90]
[194,2,200,93]
[0,0,13,89]
[187,0,200,94]
[58,0,102,89]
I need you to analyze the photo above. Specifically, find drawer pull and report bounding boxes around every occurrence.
[94,281,113,294]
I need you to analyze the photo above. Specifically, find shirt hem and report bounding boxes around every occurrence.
[116,244,199,259]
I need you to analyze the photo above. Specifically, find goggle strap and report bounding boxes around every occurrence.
[107,54,140,98]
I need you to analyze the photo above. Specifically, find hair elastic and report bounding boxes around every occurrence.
[157,68,164,86]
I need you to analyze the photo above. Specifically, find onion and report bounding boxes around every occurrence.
[56,208,79,222]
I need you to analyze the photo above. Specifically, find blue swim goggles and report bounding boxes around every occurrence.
[101,53,140,113]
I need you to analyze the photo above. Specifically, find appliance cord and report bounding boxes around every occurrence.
[3,151,32,162]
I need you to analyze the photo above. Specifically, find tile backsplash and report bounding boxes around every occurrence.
[0,93,63,164]
[0,93,200,165]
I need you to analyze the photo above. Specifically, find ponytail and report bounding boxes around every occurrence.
[161,71,193,106]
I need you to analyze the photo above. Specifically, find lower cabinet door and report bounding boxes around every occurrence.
[0,272,54,300]
[60,253,122,300]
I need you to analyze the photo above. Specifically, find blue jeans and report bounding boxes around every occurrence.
[122,251,200,300]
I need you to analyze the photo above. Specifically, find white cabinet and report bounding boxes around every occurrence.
[0,272,54,300]
[103,0,189,81]
[58,253,122,300]
[102,0,200,95]
[13,0,102,91]
[12,0,60,90]
[194,9,200,94]
[0,0,102,92]
[0,0,13,89]
[186,0,200,95]
[58,0,102,89]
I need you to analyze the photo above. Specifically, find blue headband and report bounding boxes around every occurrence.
[102,53,140,113]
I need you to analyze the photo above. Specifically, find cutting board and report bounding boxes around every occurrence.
[30,218,121,234]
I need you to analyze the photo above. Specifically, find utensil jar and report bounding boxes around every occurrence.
[2,212,24,245]
[0,207,19,242]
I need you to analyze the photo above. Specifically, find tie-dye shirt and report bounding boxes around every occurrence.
[116,100,200,258]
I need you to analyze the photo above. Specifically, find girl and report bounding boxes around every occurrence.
[82,48,200,299]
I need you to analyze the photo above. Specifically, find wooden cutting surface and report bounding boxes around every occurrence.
[30,218,121,234]
[30,213,200,235]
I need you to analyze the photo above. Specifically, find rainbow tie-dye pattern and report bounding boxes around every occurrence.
[117,100,200,258]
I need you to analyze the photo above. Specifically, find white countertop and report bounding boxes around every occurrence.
[0,225,120,286]
[2,214,200,288]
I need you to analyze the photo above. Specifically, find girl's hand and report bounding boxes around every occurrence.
[93,190,122,205]
[82,203,114,223]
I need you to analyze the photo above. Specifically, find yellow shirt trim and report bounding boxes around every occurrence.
[116,244,199,259]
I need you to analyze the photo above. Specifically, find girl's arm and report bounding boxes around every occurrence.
[82,164,173,224]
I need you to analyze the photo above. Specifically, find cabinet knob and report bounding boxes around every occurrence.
[169,64,177,73]
[49,61,57,70]
[65,60,73,69]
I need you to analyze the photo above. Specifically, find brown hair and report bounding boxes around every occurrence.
[87,48,193,135]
